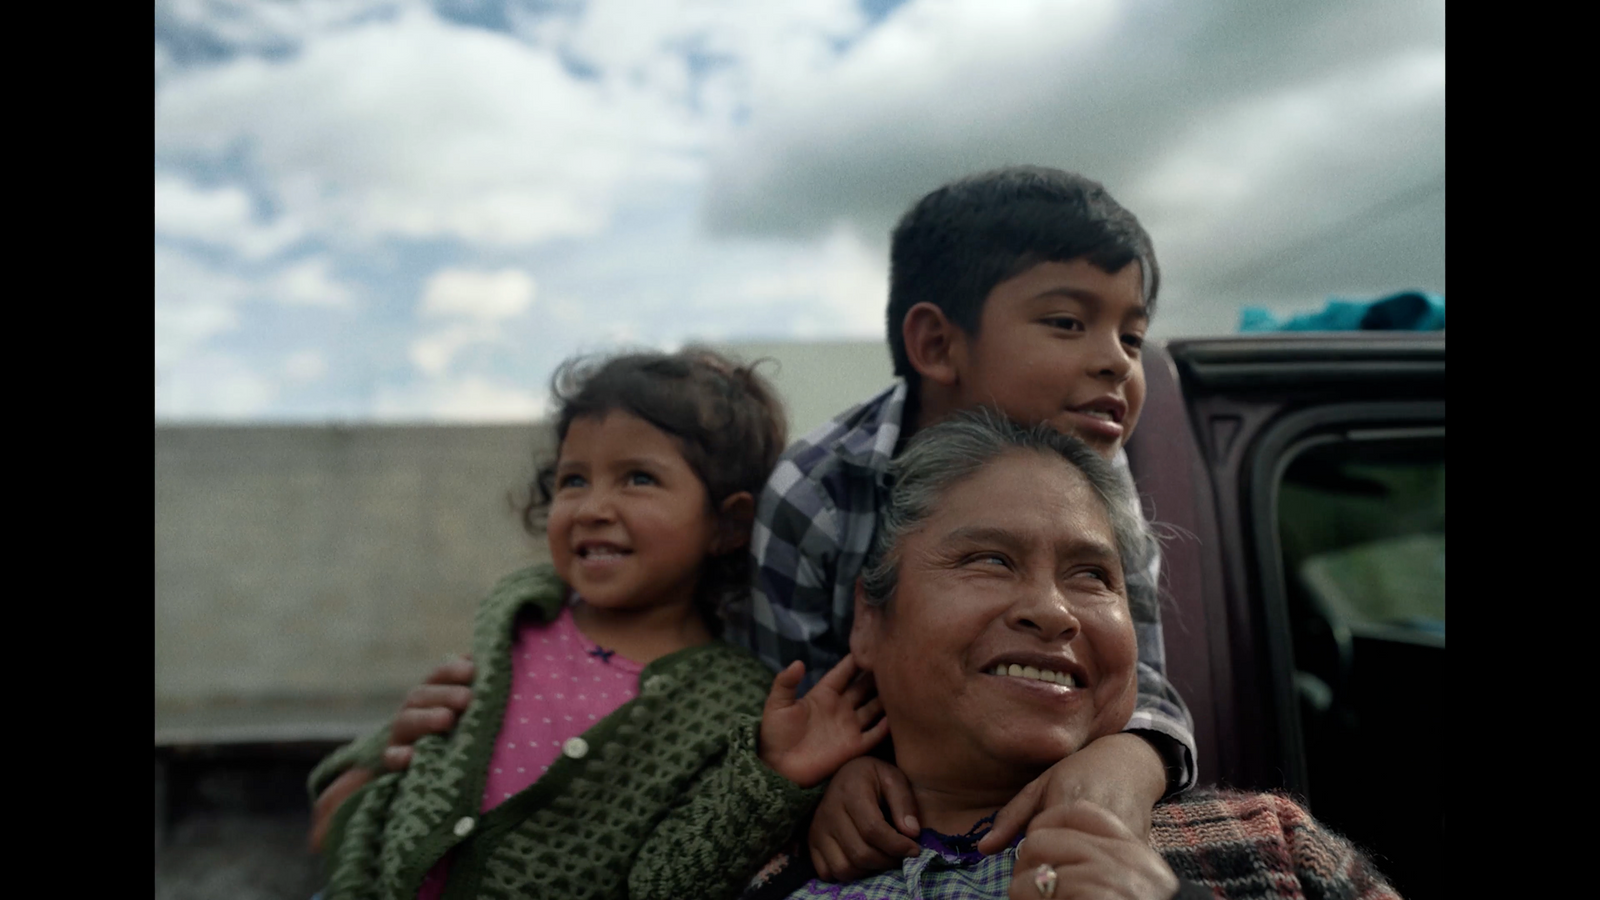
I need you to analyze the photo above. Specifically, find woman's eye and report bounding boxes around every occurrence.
[626,471,658,487]
[557,474,586,489]
[968,552,1011,569]
[1079,568,1115,586]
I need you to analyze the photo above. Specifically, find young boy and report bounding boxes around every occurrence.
[727,166,1195,879]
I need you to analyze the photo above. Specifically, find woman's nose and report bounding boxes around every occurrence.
[1009,579,1081,643]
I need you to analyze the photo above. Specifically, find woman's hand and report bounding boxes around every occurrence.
[1009,801,1178,900]
[758,654,890,788]
[978,732,1166,855]
[807,756,923,882]
[383,654,475,771]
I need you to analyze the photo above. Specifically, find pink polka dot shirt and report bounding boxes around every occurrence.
[417,603,641,899]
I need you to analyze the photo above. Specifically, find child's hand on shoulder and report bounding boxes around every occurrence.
[807,756,922,882]
[975,731,1167,855]
[384,654,475,771]
[758,654,888,788]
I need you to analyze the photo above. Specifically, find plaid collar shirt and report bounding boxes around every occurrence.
[784,831,1024,900]
[726,381,1197,792]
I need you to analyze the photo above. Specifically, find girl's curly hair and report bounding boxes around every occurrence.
[523,346,788,632]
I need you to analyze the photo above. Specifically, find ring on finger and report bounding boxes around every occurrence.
[1033,863,1058,899]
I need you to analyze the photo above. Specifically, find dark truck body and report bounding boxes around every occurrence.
[1127,332,1444,900]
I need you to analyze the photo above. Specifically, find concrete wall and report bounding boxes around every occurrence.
[155,424,552,743]
[717,340,896,439]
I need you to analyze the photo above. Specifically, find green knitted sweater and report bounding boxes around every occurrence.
[308,564,823,900]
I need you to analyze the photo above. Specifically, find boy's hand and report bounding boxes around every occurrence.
[977,732,1166,855]
[759,654,889,788]
[384,654,475,771]
[1007,801,1178,900]
[808,756,922,882]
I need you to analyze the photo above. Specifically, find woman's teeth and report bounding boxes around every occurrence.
[1079,409,1114,421]
[990,663,1078,687]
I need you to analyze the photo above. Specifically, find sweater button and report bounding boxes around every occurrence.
[562,737,589,759]
[453,816,475,837]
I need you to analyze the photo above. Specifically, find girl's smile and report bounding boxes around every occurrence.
[548,411,720,618]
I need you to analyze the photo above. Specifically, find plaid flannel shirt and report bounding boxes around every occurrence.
[725,381,1198,793]
[783,835,1025,900]
[739,790,1398,900]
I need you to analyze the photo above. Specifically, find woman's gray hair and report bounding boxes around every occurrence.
[859,408,1156,621]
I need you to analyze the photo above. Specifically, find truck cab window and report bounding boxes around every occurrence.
[1276,431,1444,899]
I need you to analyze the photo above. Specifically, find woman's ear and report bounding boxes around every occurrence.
[902,302,965,388]
[710,491,755,554]
[849,579,881,670]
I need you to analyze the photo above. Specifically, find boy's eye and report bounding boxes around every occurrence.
[1121,333,1145,352]
[625,471,658,487]
[1042,316,1084,331]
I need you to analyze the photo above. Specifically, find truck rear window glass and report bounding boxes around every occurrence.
[1277,437,1444,640]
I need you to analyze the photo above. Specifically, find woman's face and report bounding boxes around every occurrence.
[851,449,1139,780]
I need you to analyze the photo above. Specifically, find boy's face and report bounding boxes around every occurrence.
[952,258,1148,459]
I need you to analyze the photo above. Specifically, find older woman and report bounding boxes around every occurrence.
[741,411,1398,900]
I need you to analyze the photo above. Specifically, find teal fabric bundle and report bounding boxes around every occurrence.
[1239,291,1444,332]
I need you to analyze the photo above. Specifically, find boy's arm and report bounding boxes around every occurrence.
[1114,446,1198,794]
[629,714,826,900]
[729,461,849,685]
[1123,517,1198,795]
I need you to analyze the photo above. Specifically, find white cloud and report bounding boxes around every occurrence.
[156,351,279,418]
[154,1,1444,421]
[372,375,549,422]
[409,267,538,376]
[696,0,1444,336]
[421,267,536,321]
[702,0,1140,235]
[157,0,410,53]
[272,257,356,307]
[541,0,864,115]
[701,1,1444,238]
[546,295,587,326]
[156,8,701,249]
[154,175,306,260]
[700,224,886,338]
[154,248,250,369]
[1128,49,1446,282]
[283,349,329,384]
[408,322,504,378]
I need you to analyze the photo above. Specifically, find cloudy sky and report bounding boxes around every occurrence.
[154,0,1445,422]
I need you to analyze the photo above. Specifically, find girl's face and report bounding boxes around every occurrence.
[547,411,719,615]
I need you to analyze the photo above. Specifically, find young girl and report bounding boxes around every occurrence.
[307,348,888,900]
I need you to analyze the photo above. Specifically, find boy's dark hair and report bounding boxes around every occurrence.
[886,166,1160,394]
[523,347,788,632]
